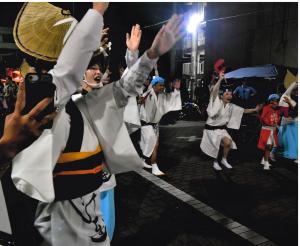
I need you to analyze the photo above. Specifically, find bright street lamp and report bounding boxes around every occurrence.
[186,13,204,34]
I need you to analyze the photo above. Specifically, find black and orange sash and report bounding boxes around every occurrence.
[53,100,104,201]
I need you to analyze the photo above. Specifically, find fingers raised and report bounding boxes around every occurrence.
[102,27,109,34]
[171,15,182,33]
[133,24,140,37]
[165,14,178,30]
[27,97,53,119]
[14,82,25,115]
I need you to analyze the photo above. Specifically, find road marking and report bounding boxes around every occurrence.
[176,136,202,142]
[136,169,278,246]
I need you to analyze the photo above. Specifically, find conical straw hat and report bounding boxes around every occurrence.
[13,3,76,62]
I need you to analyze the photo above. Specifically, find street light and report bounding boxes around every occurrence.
[186,13,204,34]
[186,8,205,101]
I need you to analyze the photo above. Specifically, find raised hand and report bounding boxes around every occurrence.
[219,72,225,81]
[147,14,183,59]
[93,2,109,15]
[100,27,109,47]
[126,24,142,52]
[1,82,56,158]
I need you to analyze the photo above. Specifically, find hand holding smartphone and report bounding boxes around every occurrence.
[22,73,56,129]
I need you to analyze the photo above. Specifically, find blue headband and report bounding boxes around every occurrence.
[151,76,165,86]
[267,94,280,102]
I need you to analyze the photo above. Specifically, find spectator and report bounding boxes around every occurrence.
[233,80,257,107]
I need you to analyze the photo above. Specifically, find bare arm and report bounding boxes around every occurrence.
[154,64,159,76]
[211,73,224,101]
[114,14,183,107]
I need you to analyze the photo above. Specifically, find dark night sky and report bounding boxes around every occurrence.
[0,2,188,80]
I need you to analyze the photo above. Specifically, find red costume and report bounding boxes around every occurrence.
[257,104,282,150]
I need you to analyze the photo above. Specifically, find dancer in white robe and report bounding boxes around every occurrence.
[200,73,259,170]
[274,81,298,162]
[139,76,182,175]
[11,5,184,245]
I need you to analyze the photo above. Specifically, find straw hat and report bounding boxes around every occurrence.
[13,3,76,62]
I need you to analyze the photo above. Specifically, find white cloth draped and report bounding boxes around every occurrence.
[0,182,11,235]
[279,82,298,125]
[139,88,182,157]
[200,96,244,159]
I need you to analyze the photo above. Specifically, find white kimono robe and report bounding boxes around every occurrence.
[8,9,158,246]
[123,49,141,134]
[139,88,182,157]
[200,95,244,159]
[279,81,297,125]
[11,9,157,203]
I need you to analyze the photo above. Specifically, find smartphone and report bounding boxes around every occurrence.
[22,73,56,129]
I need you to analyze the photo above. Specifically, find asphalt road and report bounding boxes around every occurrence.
[112,120,297,246]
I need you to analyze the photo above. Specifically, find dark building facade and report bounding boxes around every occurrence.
[204,2,297,80]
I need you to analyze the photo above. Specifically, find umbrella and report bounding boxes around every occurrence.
[225,65,278,79]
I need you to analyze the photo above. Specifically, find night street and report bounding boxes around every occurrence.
[0,2,297,246]
[112,121,297,246]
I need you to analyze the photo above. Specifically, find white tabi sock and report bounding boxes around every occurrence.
[263,161,271,170]
[213,160,222,170]
[221,158,233,169]
[152,163,165,176]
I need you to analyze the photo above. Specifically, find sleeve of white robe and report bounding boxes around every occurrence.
[50,9,104,108]
[123,49,141,132]
[279,82,297,108]
[11,9,104,202]
[113,51,158,107]
[81,52,159,173]
[125,49,139,68]
[160,89,182,115]
[226,104,244,129]
[207,96,223,118]
[0,182,11,235]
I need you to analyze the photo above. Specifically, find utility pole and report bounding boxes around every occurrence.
[190,2,204,101]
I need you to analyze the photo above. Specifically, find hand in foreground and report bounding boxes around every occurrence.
[126,24,142,52]
[0,82,56,159]
[147,14,183,59]
[93,2,109,15]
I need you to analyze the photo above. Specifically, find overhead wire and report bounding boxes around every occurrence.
[142,9,272,29]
